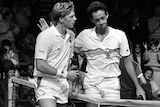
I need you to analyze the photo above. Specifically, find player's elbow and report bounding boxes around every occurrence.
[36,59,46,71]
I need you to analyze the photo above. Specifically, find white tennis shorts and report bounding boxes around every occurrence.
[34,77,69,104]
[84,77,120,99]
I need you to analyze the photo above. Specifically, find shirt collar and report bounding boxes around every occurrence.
[91,27,111,41]
[51,25,62,36]
[51,25,70,39]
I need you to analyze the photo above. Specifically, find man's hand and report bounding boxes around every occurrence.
[37,18,50,31]
[136,86,146,100]
[67,70,79,81]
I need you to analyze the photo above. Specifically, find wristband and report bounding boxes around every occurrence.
[137,73,143,78]
[56,69,68,78]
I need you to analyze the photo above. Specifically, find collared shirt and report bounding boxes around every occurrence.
[34,25,75,78]
[75,27,130,85]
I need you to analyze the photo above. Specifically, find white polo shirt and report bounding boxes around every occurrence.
[34,25,75,78]
[75,27,130,84]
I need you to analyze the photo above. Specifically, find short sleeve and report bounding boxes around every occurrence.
[119,32,130,56]
[75,30,85,48]
[74,30,85,53]
[35,33,50,60]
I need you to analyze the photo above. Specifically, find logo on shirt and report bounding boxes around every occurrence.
[39,50,45,53]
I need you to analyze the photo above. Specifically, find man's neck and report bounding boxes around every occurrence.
[96,26,109,35]
[96,27,109,41]
[55,24,67,37]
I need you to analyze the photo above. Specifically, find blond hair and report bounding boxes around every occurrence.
[51,1,74,25]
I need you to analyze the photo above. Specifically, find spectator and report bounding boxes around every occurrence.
[0,7,19,52]
[148,4,160,42]
[13,0,32,42]
[131,42,146,73]
[27,64,34,79]
[2,7,20,37]
[18,33,35,67]
[1,39,19,69]
[125,8,148,44]
[1,39,20,107]
[18,63,35,106]
[141,66,160,100]
[143,39,160,89]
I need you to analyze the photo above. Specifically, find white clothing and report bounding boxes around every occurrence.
[84,77,120,99]
[75,27,130,85]
[34,77,69,104]
[33,25,75,103]
[34,25,75,78]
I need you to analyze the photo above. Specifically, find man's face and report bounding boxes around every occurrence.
[63,10,77,29]
[91,10,108,29]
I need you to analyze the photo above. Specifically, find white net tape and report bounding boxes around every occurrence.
[10,77,160,107]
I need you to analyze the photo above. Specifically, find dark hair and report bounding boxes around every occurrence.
[1,39,11,47]
[132,42,145,67]
[144,66,153,75]
[149,39,159,47]
[133,42,145,53]
[87,1,108,19]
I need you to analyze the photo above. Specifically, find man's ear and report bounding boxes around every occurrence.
[106,12,109,18]
[90,18,94,23]
[59,17,64,24]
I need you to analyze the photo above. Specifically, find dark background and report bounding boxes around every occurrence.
[0,0,160,34]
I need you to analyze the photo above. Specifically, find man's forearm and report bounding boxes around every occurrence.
[124,57,141,88]
[36,59,57,76]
